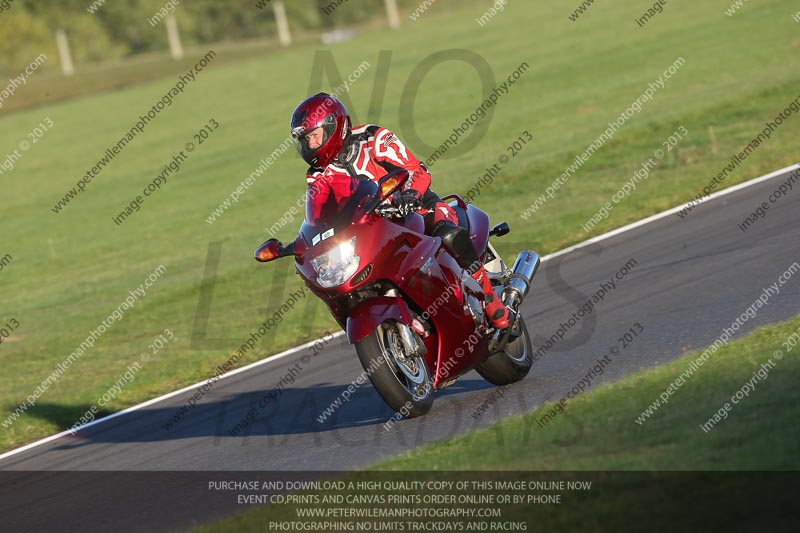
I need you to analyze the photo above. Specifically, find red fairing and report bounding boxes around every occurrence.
[346,297,413,345]
[305,171,359,224]
[292,179,494,387]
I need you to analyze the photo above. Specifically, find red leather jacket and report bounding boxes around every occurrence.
[305,124,431,222]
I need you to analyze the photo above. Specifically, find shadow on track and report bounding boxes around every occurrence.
[37,378,499,450]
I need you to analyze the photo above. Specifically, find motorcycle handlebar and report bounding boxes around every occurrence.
[374,205,431,218]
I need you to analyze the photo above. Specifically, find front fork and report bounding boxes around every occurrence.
[397,322,427,358]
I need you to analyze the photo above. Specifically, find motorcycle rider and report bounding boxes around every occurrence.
[290,92,509,329]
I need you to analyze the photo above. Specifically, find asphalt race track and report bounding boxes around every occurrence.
[2,166,799,531]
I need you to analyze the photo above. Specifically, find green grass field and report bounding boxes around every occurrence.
[197,315,800,531]
[1,0,799,452]
[375,315,800,471]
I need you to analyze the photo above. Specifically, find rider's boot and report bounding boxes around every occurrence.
[472,265,509,330]
[431,220,510,329]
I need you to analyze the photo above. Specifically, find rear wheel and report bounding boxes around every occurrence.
[475,316,533,385]
[355,320,433,418]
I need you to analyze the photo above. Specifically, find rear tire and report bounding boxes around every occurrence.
[475,316,533,385]
[355,321,433,418]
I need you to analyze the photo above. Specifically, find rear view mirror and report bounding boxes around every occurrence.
[364,169,410,215]
[490,222,510,237]
[255,239,281,262]
[378,169,409,200]
[254,239,295,262]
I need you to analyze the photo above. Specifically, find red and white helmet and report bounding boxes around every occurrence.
[290,92,351,168]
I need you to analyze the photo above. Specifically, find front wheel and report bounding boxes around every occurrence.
[475,316,533,385]
[355,320,433,418]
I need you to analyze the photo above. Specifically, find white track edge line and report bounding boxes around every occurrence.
[541,163,799,262]
[2,163,797,463]
[0,332,345,463]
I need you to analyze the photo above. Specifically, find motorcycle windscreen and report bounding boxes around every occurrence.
[302,177,378,245]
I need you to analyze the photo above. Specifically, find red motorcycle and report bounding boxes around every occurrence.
[255,169,540,417]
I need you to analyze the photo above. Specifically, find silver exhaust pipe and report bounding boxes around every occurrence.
[502,250,540,309]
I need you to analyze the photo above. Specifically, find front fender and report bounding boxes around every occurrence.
[346,296,414,344]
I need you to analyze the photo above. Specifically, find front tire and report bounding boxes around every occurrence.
[355,320,433,418]
[475,316,533,385]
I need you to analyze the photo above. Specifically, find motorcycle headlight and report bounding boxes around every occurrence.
[311,237,360,288]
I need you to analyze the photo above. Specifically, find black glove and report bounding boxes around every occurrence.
[396,189,422,216]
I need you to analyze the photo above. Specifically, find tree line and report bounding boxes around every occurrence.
[0,0,465,71]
